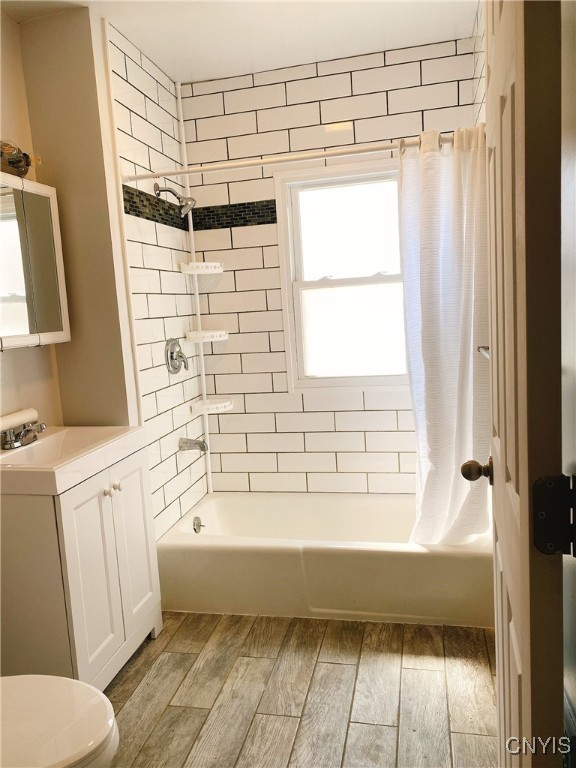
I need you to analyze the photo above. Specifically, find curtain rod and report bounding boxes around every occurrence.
[123,133,455,183]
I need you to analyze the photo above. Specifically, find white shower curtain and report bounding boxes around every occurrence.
[399,126,491,545]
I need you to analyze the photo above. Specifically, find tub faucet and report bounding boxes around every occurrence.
[1,421,47,450]
[179,437,208,452]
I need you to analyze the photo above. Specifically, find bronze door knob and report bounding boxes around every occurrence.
[461,457,493,485]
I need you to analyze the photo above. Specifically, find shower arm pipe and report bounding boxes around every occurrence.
[123,134,455,182]
[175,82,213,493]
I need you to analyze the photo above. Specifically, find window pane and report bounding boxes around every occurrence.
[298,179,400,280]
[300,283,406,378]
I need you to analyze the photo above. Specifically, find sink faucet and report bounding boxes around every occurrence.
[1,421,47,450]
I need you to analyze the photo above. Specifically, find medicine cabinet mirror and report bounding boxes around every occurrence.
[0,172,70,349]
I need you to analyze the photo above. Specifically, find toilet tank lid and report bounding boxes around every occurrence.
[0,675,116,768]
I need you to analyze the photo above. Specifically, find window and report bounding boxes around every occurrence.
[275,162,407,389]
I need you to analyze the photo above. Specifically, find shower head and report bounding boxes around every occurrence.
[179,197,196,217]
[153,182,196,218]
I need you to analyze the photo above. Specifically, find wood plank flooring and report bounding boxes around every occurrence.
[106,613,498,768]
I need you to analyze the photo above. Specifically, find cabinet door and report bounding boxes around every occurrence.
[57,470,124,682]
[110,449,160,638]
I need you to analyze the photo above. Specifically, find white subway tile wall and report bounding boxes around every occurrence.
[177,35,479,494]
[111,28,480,500]
[109,26,183,199]
[176,38,478,493]
[472,3,487,125]
[109,27,207,538]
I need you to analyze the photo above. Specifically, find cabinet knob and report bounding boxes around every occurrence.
[103,488,114,497]
[112,482,123,492]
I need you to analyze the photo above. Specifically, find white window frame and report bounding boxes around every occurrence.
[274,159,408,391]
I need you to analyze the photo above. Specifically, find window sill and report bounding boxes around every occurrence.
[289,374,409,392]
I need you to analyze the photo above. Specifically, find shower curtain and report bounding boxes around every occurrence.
[399,126,490,545]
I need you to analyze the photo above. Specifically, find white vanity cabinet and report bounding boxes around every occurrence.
[0,428,162,691]
[57,449,160,685]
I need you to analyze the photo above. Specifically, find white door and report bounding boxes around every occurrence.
[110,449,160,638]
[485,1,564,764]
[57,469,125,682]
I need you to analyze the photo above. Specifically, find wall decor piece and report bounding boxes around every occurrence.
[1,140,41,178]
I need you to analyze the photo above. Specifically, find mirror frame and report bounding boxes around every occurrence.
[0,171,70,350]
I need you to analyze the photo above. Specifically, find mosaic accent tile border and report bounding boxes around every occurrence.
[123,186,278,232]
[192,200,277,231]
[123,185,188,231]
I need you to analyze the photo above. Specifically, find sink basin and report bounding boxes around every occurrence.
[0,427,130,467]
[0,426,147,495]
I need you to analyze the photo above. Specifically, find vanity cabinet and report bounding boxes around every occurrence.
[0,431,162,691]
[57,449,160,684]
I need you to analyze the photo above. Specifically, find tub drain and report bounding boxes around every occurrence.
[192,516,205,534]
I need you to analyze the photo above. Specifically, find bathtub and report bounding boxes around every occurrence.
[157,492,494,627]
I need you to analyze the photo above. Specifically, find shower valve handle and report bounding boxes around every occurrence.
[461,457,493,485]
[165,338,189,374]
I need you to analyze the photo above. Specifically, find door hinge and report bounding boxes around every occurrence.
[533,475,576,556]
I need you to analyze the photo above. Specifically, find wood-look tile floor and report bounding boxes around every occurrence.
[105,613,498,768]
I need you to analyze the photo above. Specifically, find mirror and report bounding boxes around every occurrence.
[0,173,70,349]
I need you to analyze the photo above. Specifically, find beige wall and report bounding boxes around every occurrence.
[0,11,62,426]
[20,8,139,427]
[1,11,34,175]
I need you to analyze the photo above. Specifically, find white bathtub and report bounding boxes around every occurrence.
[157,492,494,627]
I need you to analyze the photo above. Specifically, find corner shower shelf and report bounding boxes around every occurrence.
[191,398,233,415]
[186,330,229,344]
[180,262,223,275]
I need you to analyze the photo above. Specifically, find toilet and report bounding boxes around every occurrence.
[0,676,119,768]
